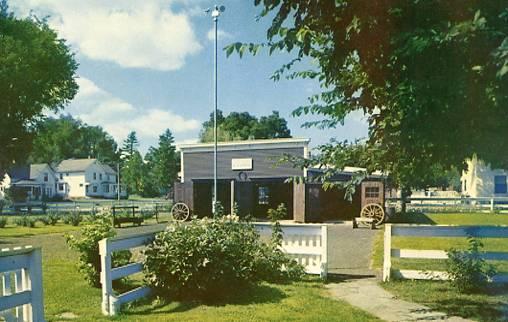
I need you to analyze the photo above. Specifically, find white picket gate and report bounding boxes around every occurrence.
[99,223,328,316]
[0,246,45,322]
[383,224,508,282]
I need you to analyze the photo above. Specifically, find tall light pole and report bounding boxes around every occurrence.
[208,4,225,214]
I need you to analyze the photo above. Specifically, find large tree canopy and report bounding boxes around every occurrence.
[199,110,291,142]
[29,115,118,166]
[144,129,179,196]
[228,1,508,191]
[0,5,78,175]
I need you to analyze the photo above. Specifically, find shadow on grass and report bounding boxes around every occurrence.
[326,273,376,284]
[432,297,505,321]
[122,283,287,317]
[388,212,436,225]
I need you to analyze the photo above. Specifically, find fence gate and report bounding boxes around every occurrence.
[0,246,45,322]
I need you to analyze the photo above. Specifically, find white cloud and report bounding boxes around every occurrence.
[13,0,202,71]
[66,77,200,144]
[206,28,233,42]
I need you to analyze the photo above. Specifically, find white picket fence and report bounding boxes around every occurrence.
[383,224,508,282]
[386,196,508,212]
[0,246,45,322]
[99,223,328,316]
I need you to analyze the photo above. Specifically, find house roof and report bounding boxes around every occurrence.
[57,159,97,173]
[7,166,30,181]
[101,164,116,174]
[29,164,49,179]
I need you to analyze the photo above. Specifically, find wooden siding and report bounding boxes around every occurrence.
[182,147,304,182]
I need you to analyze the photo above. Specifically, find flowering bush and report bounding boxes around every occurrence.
[143,215,304,301]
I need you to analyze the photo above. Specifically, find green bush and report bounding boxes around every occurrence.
[63,212,82,226]
[15,216,36,228]
[446,237,497,293]
[66,214,131,287]
[46,212,60,225]
[37,216,49,225]
[143,215,304,301]
[0,216,7,228]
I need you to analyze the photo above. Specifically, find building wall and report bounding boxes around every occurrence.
[60,172,87,198]
[34,165,58,198]
[182,147,305,182]
[461,158,508,198]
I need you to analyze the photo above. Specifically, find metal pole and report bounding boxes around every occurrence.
[213,10,218,214]
[117,163,120,202]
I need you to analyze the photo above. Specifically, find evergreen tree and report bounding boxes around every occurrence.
[145,129,179,196]
[121,131,139,160]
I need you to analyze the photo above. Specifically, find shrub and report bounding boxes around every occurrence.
[63,212,82,226]
[37,216,49,225]
[0,216,7,228]
[446,237,497,293]
[66,214,131,287]
[143,215,304,301]
[15,216,36,228]
[46,212,60,225]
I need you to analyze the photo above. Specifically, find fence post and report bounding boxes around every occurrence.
[320,225,328,280]
[383,224,392,282]
[22,248,44,322]
[490,198,495,212]
[99,239,112,316]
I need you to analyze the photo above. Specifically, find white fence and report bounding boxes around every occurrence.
[383,224,508,282]
[0,246,44,322]
[99,223,328,316]
[386,196,508,212]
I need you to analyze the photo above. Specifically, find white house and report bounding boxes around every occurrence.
[461,157,508,198]
[55,159,126,199]
[0,164,58,201]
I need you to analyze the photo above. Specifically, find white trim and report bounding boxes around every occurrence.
[180,150,184,183]
[177,138,310,153]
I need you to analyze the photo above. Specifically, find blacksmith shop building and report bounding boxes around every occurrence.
[174,138,374,222]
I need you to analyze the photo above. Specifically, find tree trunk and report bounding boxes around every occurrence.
[400,186,411,214]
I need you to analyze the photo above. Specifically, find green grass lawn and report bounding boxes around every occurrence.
[372,212,508,322]
[0,221,80,238]
[2,231,379,321]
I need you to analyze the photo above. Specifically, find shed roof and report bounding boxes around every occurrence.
[177,138,310,153]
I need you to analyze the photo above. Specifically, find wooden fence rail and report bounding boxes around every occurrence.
[0,246,45,322]
[99,223,328,316]
[383,224,508,283]
[386,196,508,212]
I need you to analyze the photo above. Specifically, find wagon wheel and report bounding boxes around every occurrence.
[171,203,190,222]
[360,203,385,226]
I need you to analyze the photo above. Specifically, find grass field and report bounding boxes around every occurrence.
[1,229,379,321]
[372,212,508,321]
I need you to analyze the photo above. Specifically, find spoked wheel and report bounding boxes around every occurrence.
[360,203,385,226]
[171,203,190,222]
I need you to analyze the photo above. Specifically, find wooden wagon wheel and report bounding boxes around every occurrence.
[360,203,385,226]
[171,202,190,222]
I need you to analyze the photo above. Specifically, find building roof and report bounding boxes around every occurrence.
[7,166,30,181]
[57,159,97,173]
[101,164,116,174]
[178,138,310,153]
[29,164,49,179]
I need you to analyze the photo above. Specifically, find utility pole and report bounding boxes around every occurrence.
[117,163,120,201]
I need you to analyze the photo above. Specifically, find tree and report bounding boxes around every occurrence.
[121,151,146,196]
[145,129,179,196]
[228,1,508,198]
[121,131,139,160]
[199,110,292,142]
[29,115,118,166]
[0,4,78,176]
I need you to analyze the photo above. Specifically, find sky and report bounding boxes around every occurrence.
[11,0,368,154]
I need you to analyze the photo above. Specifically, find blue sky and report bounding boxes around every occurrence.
[12,0,368,154]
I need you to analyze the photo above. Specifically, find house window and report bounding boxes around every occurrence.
[58,183,64,191]
[99,173,103,180]
[104,185,109,193]
[93,172,97,180]
[66,173,69,176]
[79,183,83,187]
[93,186,97,193]
[494,175,507,194]
[463,180,467,192]
[44,173,48,182]
[60,173,63,180]
[258,186,269,205]
[107,175,110,181]
[365,186,380,198]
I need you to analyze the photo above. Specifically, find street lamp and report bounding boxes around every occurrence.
[207,4,225,215]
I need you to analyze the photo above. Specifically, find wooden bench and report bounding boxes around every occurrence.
[352,217,376,230]
[12,202,47,214]
[111,206,143,227]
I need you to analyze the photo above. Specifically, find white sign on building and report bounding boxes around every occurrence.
[232,158,253,171]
